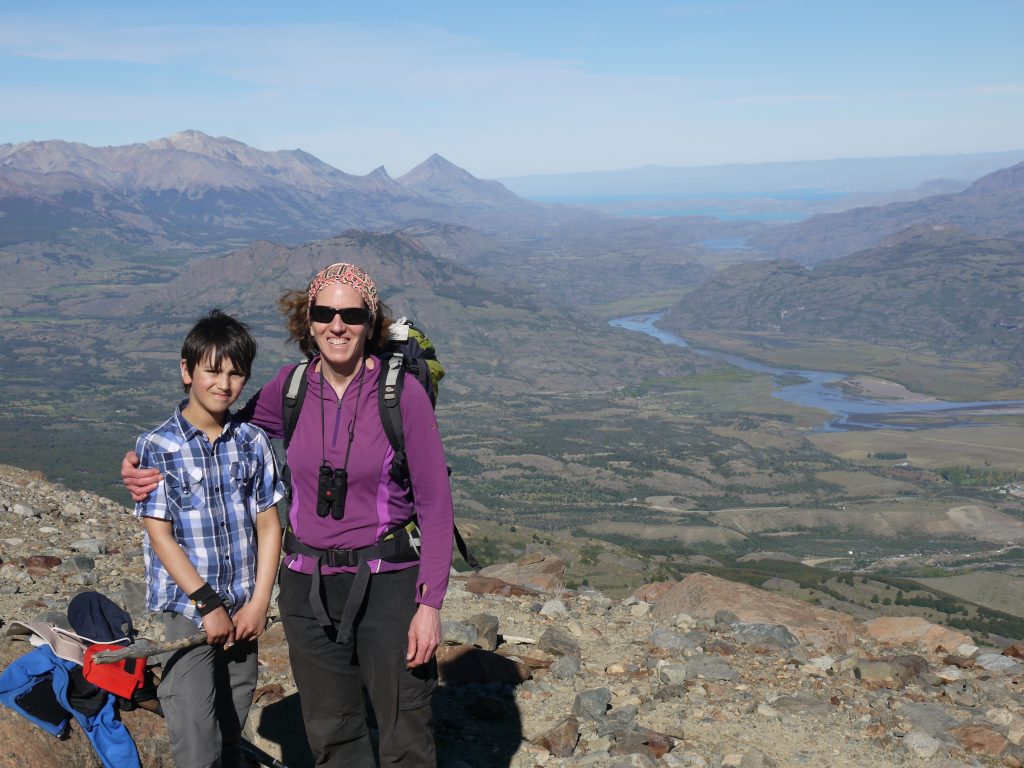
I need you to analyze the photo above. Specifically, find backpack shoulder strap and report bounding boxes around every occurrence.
[282,359,311,450]
[454,525,481,571]
[378,353,409,485]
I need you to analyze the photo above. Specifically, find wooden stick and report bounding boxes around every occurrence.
[91,632,208,663]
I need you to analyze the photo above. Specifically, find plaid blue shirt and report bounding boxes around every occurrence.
[135,402,286,626]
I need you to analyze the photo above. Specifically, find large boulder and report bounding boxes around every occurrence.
[478,554,566,593]
[860,617,972,652]
[651,573,856,650]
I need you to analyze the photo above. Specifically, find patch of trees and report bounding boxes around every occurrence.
[894,594,968,615]
[938,466,1024,487]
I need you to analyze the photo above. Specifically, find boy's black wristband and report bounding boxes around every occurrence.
[188,583,224,617]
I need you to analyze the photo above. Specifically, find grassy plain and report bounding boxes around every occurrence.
[811,425,1024,471]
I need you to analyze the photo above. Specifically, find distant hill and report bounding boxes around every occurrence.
[501,150,1024,197]
[661,225,1024,370]
[0,130,569,247]
[749,162,1024,263]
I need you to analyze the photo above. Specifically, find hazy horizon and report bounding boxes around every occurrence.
[3,1,1023,177]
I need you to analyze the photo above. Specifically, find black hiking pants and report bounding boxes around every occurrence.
[279,565,437,768]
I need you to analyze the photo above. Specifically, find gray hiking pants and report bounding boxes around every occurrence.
[158,611,258,768]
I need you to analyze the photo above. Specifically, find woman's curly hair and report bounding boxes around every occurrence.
[278,289,393,359]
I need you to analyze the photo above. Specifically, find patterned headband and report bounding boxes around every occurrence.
[307,263,379,324]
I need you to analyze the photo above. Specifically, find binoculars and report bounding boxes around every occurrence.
[316,463,348,520]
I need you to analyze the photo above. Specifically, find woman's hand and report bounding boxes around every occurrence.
[122,450,162,502]
[406,604,441,668]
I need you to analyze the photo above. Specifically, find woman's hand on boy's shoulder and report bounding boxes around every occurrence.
[122,450,162,502]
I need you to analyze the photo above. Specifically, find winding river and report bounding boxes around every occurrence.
[612,314,1024,432]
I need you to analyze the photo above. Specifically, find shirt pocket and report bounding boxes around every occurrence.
[229,460,257,512]
[164,466,206,518]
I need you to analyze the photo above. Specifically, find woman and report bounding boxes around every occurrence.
[124,263,453,767]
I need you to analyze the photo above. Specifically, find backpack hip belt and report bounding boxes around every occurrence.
[283,521,421,644]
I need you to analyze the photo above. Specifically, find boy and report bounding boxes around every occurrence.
[135,309,284,768]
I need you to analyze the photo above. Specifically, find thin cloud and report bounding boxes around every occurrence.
[968,84,1024,96]
[714,93,845,106]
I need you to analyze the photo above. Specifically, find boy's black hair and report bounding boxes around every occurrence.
[181,309,257,392]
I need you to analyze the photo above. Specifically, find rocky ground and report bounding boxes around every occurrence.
[4,463,1024,767]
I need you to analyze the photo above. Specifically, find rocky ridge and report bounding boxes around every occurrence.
[3,463,1024,767]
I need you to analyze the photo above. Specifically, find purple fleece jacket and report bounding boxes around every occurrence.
[240,355,453,609]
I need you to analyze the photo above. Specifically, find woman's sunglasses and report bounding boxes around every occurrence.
[309,305,370,325]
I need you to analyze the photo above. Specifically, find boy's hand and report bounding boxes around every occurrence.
[232,601,269,642]
[201,607,235,647]
[122,450,162,502]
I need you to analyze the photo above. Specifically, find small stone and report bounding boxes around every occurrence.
[943,682,978,706]
[540,599,570,617]
[977,653,1022,673]
[650,628,699,655]
[13,503,38,518]
[714,610,739,625]
[658,663,689,686]
[661,751,708,767]
[630,602,652,618]
[936,665,963,682]
[443,620,478,646]
[756,703,780,718]
[943,653,975,669]
[854,660,905,688]
[988,709,1016,728]
[672,613,697,631]
[0,564,32,583]
[738,749,776,768]
[731,622,799,649]
[1008,718,1024,745]
[533,716,579,758]
[806,655,835,673]
[903,732,942,759]
[550,654,581,681]
[25,555,62,576]
[831,653,861,674]
[573,688,612,721]
[69,539,106,555]
[538,625,580,657]
[469,613,499,651]
[684,657,737,682]
[1002,642,1024,659]
[950,724,1009,756]
[769,694,832,716]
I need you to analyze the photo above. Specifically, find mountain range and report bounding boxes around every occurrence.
[0,130,572,247]
[662,225,1024,371]
[749,161,1024,263]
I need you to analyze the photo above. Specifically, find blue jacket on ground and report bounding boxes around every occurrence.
[0,646,141,768]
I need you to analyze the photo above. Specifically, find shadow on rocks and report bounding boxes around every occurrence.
[254,692,315,768]
[252,681,524,768]
[433,680,524,767]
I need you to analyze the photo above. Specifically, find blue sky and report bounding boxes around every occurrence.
[2,1,1023,177]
